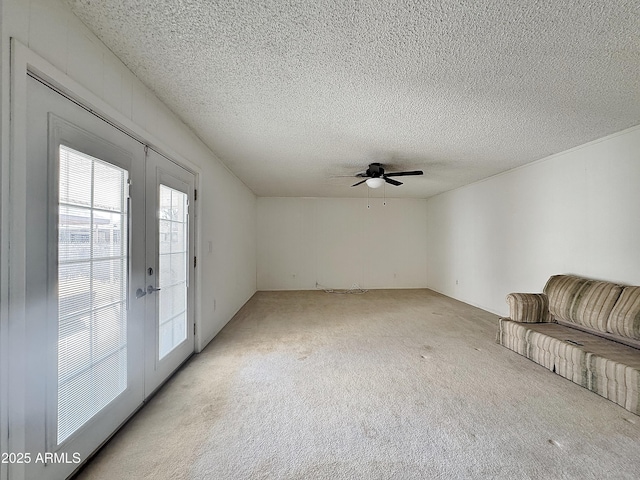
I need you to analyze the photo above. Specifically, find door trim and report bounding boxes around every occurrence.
[6,39,202,479]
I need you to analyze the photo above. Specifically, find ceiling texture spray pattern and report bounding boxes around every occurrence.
[66,0,640,198]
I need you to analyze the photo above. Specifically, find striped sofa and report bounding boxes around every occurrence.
[497,274,640,415]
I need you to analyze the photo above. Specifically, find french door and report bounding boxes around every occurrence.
[144,149,196,396]
[23,75,195,479]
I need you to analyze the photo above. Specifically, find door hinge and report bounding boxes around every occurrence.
[194,256,197,268]
[194,323,196,335]
[194,189,197,201]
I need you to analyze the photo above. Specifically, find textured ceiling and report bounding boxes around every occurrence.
[66,0,640,198]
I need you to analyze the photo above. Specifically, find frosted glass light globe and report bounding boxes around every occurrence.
[366,177,385,188]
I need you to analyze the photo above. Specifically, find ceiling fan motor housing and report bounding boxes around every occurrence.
[368,163,384,177]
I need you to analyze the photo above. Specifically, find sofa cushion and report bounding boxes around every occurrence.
[497,318,640,415]
[543,275,622,332]
[506,293,550,323]
[607,286,640,340]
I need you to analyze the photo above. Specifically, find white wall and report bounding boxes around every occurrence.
[257,197,428,290]
[425,125,640,316]
[1,0,257,348]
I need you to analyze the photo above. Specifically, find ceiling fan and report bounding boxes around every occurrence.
[351,163,423,188]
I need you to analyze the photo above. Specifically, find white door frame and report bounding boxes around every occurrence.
[5,39,202,479]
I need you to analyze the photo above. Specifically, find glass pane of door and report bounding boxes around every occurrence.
[57,145,128,444]
[157,185,188,359]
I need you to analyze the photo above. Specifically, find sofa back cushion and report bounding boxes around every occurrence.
[607,286,640,340]
[543,275,623,332]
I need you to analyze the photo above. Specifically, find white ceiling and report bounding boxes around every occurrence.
[66,0,640,198]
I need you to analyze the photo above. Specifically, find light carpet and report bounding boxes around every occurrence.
[76,290,640,479]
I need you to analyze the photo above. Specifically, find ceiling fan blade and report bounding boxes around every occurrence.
[384,170,424,177]
[384,177,402,186]
[351,179,367,187]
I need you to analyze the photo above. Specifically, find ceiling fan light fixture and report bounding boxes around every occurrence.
[366,177,385,188]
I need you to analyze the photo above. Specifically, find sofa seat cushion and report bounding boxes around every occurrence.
[607,286,640,340]
[522,322,640,369]
[498,319,640,415]
[543,275,623,332]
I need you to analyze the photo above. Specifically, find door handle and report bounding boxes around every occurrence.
[147,285,161,294]
[135,288,147,299]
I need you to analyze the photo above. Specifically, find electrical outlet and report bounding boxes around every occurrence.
[456,280,459,285]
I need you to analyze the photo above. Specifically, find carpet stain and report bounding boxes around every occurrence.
[361,422,379,439]
[548,439,563,448]
[296,347,313,361]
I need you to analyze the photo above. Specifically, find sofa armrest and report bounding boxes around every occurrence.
[505,293,552,323]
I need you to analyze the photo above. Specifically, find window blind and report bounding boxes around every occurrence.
[57,145,128,444]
